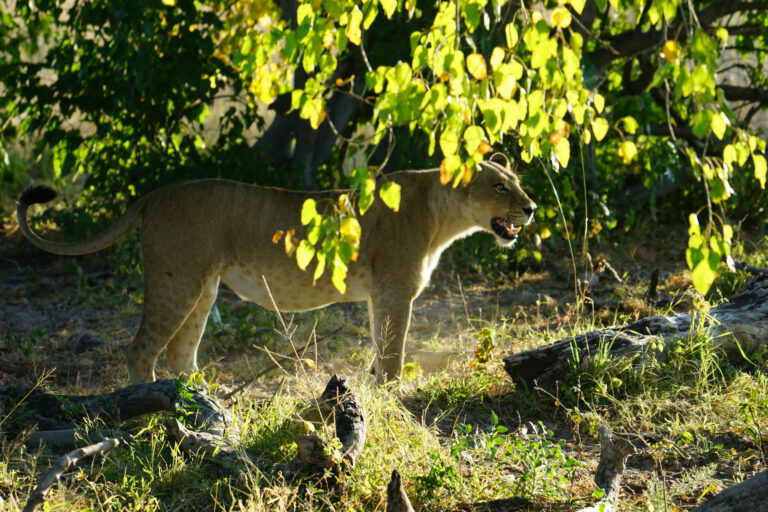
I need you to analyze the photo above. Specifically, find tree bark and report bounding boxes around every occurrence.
[386,469,415,512]
[0,379,233,437]
[691,470,768,511]
[504,275,768,387]
[576,426,635,512]
[23,438,120,512]
[166,375,366,483]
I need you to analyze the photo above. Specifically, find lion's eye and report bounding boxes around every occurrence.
[495,183,507,193]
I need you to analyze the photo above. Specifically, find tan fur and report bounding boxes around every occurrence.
[17,155,536,382]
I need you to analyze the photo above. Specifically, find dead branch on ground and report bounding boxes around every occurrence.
[576,425,635,512]
[22,438,120,512]
[504,275,768,387]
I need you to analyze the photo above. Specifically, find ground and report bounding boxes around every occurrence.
[1,221,767,511]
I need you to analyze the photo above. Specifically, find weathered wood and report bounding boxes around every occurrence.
[386,470,415,512]
[23,438,120,512]
[319,375,366,466]
[167,375,366,482]
[504,275,768,386]
[576,425,635,512]
[0,379,233,437]
[691,470,768,511]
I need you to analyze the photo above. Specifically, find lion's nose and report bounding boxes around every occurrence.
[523,203,537,218]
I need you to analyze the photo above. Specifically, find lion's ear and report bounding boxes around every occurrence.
[489,152,510,170]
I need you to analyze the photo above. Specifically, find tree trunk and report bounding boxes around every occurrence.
[504,275,768,387]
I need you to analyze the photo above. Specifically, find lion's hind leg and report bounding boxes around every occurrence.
[165,276,220,377]
[127,272,217,383]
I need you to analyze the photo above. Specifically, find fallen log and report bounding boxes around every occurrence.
[0,379,233,438]
[504,274,768,387]
[691,469,768,511]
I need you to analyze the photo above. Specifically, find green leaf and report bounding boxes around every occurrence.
[313,251,327,282]
[568,0,586,14]
[440,128,459,156]
[301,198,318,225]
[688,246,719,296]
[463,125,485,154]
[379,181,401,211]
[691,110,712,138]
[332,256,348,294]
[296,239,316,270]
[621,116,639,135]
[379,0,396,18]
[554,137,570,168]
[723,144,736,167]
[593,93,605,114]
[710,112,728,140]
[241,36,252,55]
[618,140,637,164]
[754,154,767,189]
[504,22,518,48]
[358,177,376,214]
[591,117,609,141]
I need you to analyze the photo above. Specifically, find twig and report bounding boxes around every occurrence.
[23,438,120,512]
[646,268,660,304]
[733,259,768,275]
[222,326,343,401]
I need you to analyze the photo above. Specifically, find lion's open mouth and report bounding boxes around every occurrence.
[491,217,521,240]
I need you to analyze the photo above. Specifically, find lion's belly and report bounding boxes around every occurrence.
[220,264,371,312]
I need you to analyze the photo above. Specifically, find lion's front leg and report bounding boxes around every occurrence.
[369,293,414,382]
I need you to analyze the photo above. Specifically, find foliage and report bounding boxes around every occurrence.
[0,0,264,217]
[3,0,768,294]
[233,0,768,293]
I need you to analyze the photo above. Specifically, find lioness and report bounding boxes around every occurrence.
[17,154,535,382]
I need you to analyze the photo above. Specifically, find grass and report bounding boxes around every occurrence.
[2,231,768,510]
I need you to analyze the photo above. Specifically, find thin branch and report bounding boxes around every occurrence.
[23,438,120,512]
[221,326,343,401]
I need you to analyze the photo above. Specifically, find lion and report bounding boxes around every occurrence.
[17,154,536,382]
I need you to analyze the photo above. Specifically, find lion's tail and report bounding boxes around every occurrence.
[17,186,145,256]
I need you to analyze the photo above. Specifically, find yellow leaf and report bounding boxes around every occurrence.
[346,6,363,46]
[461,165,473,185]
[662,40,681,63]
[322,30,335,49]
[618,140,638,164]
[593,93,605,114]
[540,226,552,239]
[440,158,452,185]
[162,0,176,6]
[711,112,728,140]
[490,47,505,70]
[272,230,285,243]
[551,6,572,28]
[296,240,315,270]
[284,228,297,256]
[582,129,591,145]
[340,216,361,244]
[300,358,317,370]
[591,117,609,141]
[467,53,487,80]
[497,75,516,100]
[477,141,493,155]
[531,11,543,24]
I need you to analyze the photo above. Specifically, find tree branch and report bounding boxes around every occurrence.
[588,1,768,69]
[23,438,120,512]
